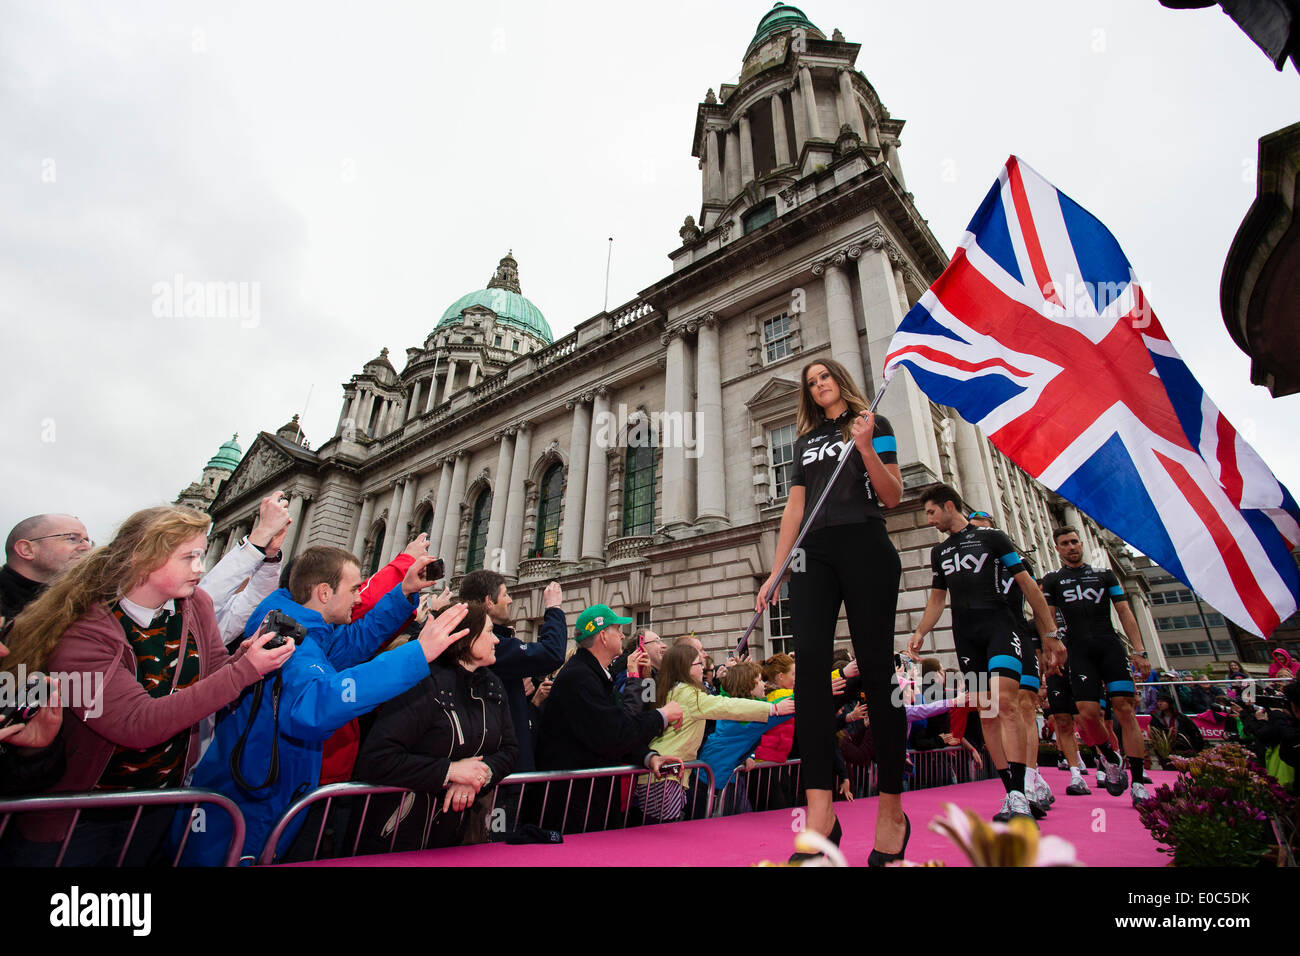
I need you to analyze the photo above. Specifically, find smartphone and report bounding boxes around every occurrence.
[638,634,645,654]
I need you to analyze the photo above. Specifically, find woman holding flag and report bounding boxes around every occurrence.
[756,358,908,865]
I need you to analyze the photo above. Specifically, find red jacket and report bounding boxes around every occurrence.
[26,588,263,841]
[754,688,795,763]
[318,554,415,785]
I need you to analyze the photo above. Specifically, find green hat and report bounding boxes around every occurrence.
[574,604,633,641]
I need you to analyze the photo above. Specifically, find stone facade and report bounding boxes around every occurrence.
[201,8,1154,673]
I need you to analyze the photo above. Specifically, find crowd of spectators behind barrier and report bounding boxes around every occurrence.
[1,499,1297,865]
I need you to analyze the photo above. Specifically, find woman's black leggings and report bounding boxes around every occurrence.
[790,520,904,793]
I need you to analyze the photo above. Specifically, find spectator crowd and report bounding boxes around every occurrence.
[1,500,1296,865]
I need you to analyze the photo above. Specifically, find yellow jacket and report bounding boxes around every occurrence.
[641,683,773,788]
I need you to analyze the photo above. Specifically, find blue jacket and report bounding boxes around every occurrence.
[177,584,427,865]
[697,710,795,791]
[488,608,567,772]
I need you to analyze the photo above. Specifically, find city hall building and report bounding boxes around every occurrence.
[189,5,1164,668]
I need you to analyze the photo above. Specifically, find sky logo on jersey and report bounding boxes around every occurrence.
[1063,585,1105,604]
[802,438,851,465]
[942,552,989,577]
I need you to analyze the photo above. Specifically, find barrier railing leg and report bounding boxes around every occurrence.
[54,809,82,868]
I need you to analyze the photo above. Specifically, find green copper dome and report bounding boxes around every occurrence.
[436,252,553,345]
[748,3,822,54]
[205,434,242,473]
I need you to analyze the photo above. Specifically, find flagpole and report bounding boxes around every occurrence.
[735,376,895,658]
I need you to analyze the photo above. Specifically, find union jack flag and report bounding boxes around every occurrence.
[884,156,1300,638]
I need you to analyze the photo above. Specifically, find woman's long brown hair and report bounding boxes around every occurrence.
[797,357,871,442]
[2,506,211,675]
[655,641,704,708]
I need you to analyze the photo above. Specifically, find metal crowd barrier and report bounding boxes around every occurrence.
[1134,676,1293,715]
[259,762,718,865]
[906,744,991,790]
[0,788,245,867]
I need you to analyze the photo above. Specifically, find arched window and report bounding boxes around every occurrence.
[623,444,655,536]
[368,520,386,577]
[417,507,433,541]
[466,490,492,571]
[533,463,564,557]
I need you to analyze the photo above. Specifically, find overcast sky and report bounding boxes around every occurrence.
[1,0,1296,544]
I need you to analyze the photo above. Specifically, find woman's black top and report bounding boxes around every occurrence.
[789,411,897,531]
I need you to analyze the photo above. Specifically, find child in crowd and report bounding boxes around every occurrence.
[633,644,793,822]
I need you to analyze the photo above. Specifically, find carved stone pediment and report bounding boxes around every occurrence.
[746,376,801,413]
[211,435,296,510]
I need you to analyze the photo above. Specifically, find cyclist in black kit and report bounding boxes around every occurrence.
[908,485,1064,822]
[1040,526,1151,806]
[968,510,1055,814]
[757,358,906,866]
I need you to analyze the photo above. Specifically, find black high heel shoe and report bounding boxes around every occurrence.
[788,816,842,862]
[867,813,910,867]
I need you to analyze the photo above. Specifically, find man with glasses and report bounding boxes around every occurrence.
[1,515,93,621]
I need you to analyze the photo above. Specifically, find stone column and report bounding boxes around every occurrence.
[813,252,867,391]
[695,315,727,523]
[351,495,376,556]
[560,396,592,563]
[770,92,790,167]
[892,262,912,316]
[337,395,351,435]
[852,240,943,483]
[738,111,754,184]
[799,66,822,140]
[442,359,459,403]
[394,475,419,549]
[661,327,691,529]
[283,493,306,559]
[424,375,439,412]
[383,480,404,561]
[724,127,741,198]
[359,390,377,435]
[438,453,469,572]
[486,431,515,563]
[468,363,479,388]
[865,115,881,149]
[952,420,995,518]
[705,128,723,202]
[885,141,906,189]
[838,68,865,139]
[791,83,807,155]
[346,389,362,428]
[430,459,454,558]
[501,422,532,576]
[582,388,613,561]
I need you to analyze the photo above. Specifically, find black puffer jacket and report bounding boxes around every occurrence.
[352,658,519,851]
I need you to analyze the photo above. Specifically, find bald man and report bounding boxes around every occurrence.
[1,514,93,620]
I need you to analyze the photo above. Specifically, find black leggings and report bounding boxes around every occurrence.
[790,521,904,793]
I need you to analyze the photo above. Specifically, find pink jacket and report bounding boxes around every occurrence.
[24,587,264,841]
[1268,649,1299,678]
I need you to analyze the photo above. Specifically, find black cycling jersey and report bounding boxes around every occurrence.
[997,554,1039,647]
[930,525,1024,623]
[789,411,897,531]
[1040,564,1127,642]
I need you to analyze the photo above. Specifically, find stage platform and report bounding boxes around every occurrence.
[286,766,1175,868]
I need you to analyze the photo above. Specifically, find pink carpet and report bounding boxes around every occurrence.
[287,767,1175,868]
